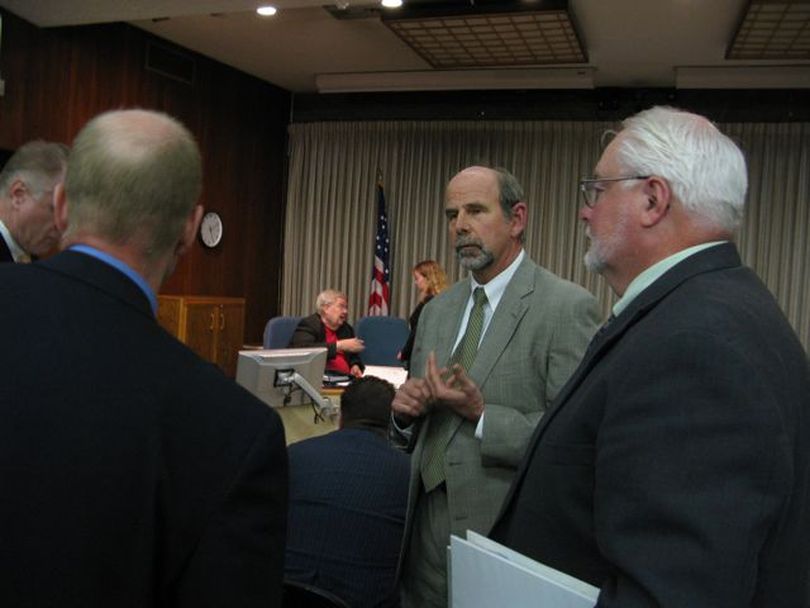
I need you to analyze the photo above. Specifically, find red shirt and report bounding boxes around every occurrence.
[324,326,351,374]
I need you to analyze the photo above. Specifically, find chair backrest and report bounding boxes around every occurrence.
[263,315,303,349]
[282,579,351,608]
[355,315,409,367]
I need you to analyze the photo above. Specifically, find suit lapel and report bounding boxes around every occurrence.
[0,235,13,263]
[434,282,471,367]
[468,256,534,387]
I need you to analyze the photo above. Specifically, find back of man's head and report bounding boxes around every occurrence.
[0,140,68,208]
[64,109,202,259]
[339,376,395,433]
[614,106,747,232]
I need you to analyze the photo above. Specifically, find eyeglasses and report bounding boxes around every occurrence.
[578,175,650,207]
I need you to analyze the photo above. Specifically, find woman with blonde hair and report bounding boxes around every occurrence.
[400,259,448,366]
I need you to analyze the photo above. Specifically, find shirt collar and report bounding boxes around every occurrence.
[0,219,31,263]
[613,241,727,317]
[68,244,158,316]
[470,248,525,312]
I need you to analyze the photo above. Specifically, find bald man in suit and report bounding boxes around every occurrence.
[0,110,287,607]
[392,166,601,607]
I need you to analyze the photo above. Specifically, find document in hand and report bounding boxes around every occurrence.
[449,531,599,608]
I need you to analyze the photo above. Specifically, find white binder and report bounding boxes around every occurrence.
[449,531,599,608]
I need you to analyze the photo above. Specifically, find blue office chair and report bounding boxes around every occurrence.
[355,315,409,367]
[263,315,303,349]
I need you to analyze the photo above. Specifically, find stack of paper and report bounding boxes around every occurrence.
[449,531,598,607]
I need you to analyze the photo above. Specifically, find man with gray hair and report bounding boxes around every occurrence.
[392,165,601,607]
[490,107,810,607]
[290,288,365,377]
[0,140,68,262]
[0,109,288,607]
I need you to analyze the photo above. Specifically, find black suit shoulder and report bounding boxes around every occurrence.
[0,252,288,607]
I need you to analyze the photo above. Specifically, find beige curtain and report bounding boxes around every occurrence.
[282,120,810,352]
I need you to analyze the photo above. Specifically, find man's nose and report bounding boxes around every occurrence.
[578,205,591,222]
[454,212,470,233]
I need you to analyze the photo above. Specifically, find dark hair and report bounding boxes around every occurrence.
[340,376,395,432]
[491,166,525,219]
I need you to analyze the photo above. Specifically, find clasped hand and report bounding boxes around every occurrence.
[391,351,484,425]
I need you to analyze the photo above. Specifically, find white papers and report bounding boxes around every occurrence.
[450,531,598,608]
[363,365,408,388]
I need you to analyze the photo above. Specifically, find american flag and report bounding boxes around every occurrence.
[367,173,391,316]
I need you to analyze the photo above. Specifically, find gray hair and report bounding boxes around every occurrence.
[316,289,346,312]
[64,109,202,258]
[0,140,69,197]
[613,106,747,232]
[491,166,525,219]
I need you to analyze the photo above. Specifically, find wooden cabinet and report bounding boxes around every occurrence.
[157,295,246,377]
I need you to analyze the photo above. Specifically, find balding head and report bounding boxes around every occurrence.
[63,109,202,260]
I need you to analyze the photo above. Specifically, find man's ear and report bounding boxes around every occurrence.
[640,177,671,228]
[9,179,27,209]
[176,204,203,257]
[509,201,528,238]
[53,182,69,233]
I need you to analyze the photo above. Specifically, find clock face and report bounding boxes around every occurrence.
[200,211,223,248]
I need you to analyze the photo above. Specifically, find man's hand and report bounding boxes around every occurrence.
[424,352,484,422]
[391,377,433,426]
[349,364,363,378]
[337,337,365,353]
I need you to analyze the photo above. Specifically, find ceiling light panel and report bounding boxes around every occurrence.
[384,8,586,68]
[728,0,810,59]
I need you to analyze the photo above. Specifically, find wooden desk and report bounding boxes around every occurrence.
[277,388,342,445]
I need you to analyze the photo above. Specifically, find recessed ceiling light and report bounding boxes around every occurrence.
[256,5,277,16]
[381,0,403,8]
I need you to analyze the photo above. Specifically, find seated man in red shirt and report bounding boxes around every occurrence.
[289,289,365,377]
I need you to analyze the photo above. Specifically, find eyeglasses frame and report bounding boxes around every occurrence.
[579,175,651,208]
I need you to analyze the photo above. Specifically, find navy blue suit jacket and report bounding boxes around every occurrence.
[491,243,810,607]
[0,251,288,607]
[286,427,410,607]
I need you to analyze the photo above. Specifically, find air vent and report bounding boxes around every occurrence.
[323,4,381,20]
[145,40,196,85]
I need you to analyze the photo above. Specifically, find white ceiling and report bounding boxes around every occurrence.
[2,0,809,92]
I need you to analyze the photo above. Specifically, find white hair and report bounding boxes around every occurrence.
[316,289,346,311]
[614,106,747,231]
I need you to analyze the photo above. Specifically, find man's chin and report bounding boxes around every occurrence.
[583,250,605,274]
[458,254,492,272]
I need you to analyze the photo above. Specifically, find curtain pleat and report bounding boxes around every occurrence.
[282,120,810,352]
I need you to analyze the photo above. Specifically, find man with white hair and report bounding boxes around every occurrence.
[290,288,365,377]
[0,109,288,607]
[490,106,810,607]
[0,140,68,262]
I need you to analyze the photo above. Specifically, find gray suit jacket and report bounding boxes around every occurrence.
[401,254,601,552]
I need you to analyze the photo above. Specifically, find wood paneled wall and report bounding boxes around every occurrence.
[0,10,291,343]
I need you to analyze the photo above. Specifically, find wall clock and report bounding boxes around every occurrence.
[200,211,223,248]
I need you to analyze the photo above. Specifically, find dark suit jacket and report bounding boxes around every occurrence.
[289,313,364,372]
[285,427,410,608]
[0,251,288,608]
[490,243,810,608]
[400,296,432,364]
[0,233,14,263]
